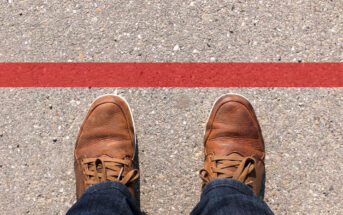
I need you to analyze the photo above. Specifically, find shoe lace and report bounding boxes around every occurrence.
[82,157,139,185]
[199,153,256,186]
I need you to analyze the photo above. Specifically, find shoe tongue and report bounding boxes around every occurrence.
[95,159,104,174]
[217,152,242,174]
[95,156,116,175]
[95,155,127,178]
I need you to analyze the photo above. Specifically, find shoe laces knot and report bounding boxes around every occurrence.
[199,153,256,187]
[82,157,139,185]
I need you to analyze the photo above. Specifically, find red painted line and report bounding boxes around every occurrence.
[0,63,342,87]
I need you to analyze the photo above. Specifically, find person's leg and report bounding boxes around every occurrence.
[192,94,274,215]
[68,95,141,214]
[67,181,142,215]
[191,178,273,215]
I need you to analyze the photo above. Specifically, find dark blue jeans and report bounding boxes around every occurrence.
[67,179,273,215]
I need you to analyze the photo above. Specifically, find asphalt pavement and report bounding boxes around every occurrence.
[0,1,342,214]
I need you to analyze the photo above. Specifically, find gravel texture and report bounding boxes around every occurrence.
[0,0,342,215]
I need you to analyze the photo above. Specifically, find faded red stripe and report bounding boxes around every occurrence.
[0,63,342,87]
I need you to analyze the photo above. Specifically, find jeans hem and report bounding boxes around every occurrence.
[83,181,132,199]
[202,178,256,198]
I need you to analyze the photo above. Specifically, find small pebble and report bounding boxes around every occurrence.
[91,17,98,23]
[173,44,180,51]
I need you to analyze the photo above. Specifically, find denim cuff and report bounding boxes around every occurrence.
[83,181,133,199]
[202,178,256,198]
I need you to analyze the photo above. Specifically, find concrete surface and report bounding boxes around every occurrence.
[0,0,343,215]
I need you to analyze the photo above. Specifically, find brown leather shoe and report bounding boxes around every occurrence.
[74,95,139,199]
[199,94,265,197]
